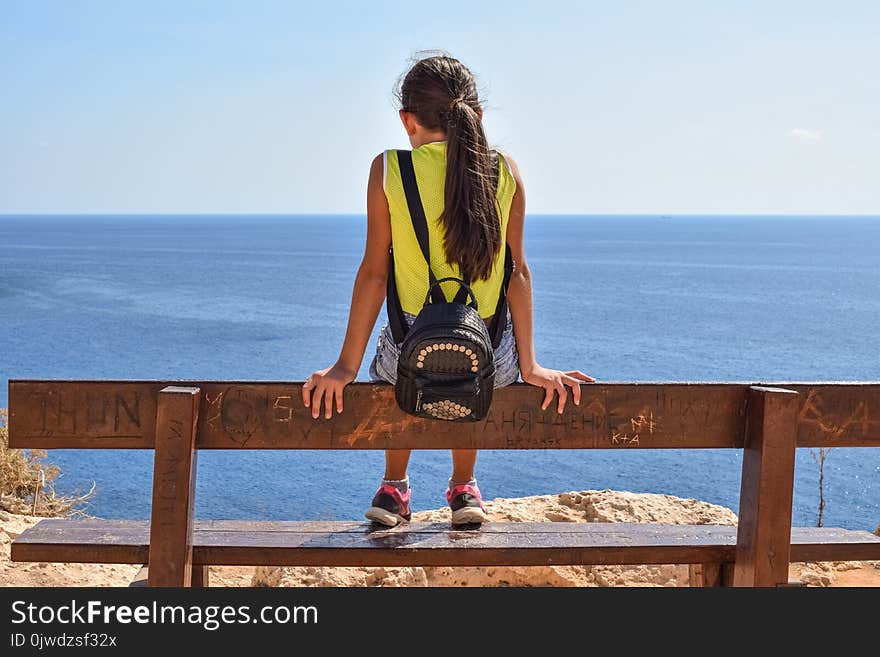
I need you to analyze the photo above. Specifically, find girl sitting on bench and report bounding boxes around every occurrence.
[302,52,595,526]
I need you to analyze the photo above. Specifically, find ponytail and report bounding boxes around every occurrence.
[441,98,502,281]
[397,54,502,281]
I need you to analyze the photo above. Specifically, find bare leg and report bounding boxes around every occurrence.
[451,449,478,483]
[383,449,411,480]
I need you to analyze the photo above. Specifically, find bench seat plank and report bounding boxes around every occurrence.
[12,520,880,568]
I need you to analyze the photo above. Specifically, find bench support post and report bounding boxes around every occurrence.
[733,385,798,587]
[191,565,210,587]
[688,562,734,587]
[148,386,200,587]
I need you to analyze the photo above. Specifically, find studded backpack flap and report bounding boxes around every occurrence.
[385,149,513,422]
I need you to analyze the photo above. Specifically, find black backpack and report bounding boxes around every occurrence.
[385,149,514,422]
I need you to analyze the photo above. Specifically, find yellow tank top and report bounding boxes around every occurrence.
[383,141,517,319]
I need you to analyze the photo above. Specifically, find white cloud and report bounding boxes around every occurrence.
[789,128,823,143]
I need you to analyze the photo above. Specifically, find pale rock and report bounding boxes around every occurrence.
[0,513,139,587]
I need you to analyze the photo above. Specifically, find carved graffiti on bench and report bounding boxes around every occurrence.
[23,387,143,440]
[798,388,879,442]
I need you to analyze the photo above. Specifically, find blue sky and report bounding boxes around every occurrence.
[1,1,878,214]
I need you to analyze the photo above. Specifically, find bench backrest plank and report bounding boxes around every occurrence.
[8,380,880,450]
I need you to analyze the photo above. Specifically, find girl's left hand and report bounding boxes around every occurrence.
[301,364,356,419]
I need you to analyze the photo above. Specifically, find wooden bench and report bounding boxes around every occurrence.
[8,380,880,587]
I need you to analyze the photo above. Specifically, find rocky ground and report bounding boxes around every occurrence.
[0,511,140,587]
[2,492,877,587]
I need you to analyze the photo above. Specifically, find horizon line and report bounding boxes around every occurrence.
[2,212,879,218]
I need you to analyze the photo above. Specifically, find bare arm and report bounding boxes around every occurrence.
[302,152,391,418]
[503,155,537,373]
[503,154,595,412]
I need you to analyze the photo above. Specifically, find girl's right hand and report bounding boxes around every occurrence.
[521,364,596,413]
[301,363,357,419]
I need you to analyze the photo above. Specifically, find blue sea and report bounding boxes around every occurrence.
[1,214,878,530]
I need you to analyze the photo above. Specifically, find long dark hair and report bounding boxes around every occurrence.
[395,53,501,282]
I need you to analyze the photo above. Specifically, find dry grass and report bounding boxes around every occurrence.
[0,408,92,517]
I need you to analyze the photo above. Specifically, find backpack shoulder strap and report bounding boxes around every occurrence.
[397,150,446,304]
[385,246,408,344]
[488,243,515,349]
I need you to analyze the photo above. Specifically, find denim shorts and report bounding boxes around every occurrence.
[368,308,520,388]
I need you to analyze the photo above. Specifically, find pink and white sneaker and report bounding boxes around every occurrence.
[365,482,412,527]
[446,481,489,525]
